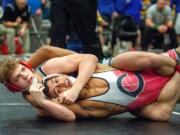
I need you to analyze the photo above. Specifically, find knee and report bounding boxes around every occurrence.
[157,111,171,122]
[6,28,15,36]
[153,108,171,122]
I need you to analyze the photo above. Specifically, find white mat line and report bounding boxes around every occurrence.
[0,103,30,106]
[172,111,180,115]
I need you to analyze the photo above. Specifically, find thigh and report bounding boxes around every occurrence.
[134,72,180,121]
[110,51,176,75]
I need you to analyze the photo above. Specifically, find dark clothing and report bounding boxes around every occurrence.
[141,27,178,51]
[50,0,103,58]
[2,2,31,22]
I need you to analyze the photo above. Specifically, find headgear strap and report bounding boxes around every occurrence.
[5,60,33,92]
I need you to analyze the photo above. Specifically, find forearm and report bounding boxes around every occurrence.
[3,21,18,27]
[72,54,98,92]
[166,20,173,28]
[39,99,76,122]
[28,46,76,68]
[21,22,28,29]
[146,18,157,29]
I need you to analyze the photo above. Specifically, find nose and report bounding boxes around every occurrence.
[54,87,61,96]
[19,72,28,80]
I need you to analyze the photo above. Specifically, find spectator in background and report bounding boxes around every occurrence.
[41,0,50,19]
[2,0,31,54]
[125,0,142,25]
[98,0,120,21]
[171,0,180,45]
[141,0,177,51]
[97,0,116,56]
[114,0,127,17]
[49,0,103,59]
[28,0,42,30]
[2,0,13,9]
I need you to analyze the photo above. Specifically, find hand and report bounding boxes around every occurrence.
[18,28,26,37]
[57,88,80,104]
[29,83,46,105]
[111,12,119,20]
[101,19,109,27]
[16,17,22,25]
[36,9,42,16]
[158,25,168,34]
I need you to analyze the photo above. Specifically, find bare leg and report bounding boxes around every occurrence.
[110,51,176,75]
[132,72,180,121]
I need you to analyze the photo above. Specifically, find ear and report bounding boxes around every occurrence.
[5,81,22,93]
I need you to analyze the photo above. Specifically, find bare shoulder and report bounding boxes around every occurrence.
[95,63,115,73]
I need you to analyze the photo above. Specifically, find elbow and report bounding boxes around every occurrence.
[157,111,171,122]
[60,113,76,122]
[85,54,99,64]
[66,114,76,122]
[40,45,50,52]
[150,110,171,122]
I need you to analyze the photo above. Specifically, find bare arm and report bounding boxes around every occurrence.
[26,84,76,122]
[166,20,173,28]
[20,22,28,30]
[38,99,76,122]
[27,46,76,68]
[42,53,98,103]
[146,18,155,28]
[3,21,18,27]
[111,51,176,76]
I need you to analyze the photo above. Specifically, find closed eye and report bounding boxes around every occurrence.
[21,66,25,71]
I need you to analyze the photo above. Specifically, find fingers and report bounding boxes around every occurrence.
[29,83,45,94]
[57,93,74,104]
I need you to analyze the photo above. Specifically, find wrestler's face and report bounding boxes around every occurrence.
[9,64,34,90]
[46,74,73,98]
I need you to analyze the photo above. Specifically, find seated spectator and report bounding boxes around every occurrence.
[171,0,180,45]
[124,0,142,25]
[141,0,178,51]
[114,0,127,17]
[28,0,42,30]
[97,0,116,55]
[2,0,31,54]
[1,0,14,10]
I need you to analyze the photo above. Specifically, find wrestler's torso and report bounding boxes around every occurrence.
[34,64,128,118]
[31,64,171,119]
[67,64,171,117]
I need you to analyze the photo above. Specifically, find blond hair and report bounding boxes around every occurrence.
[0,57,19,83]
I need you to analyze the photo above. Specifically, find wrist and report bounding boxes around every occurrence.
[72,83,83,93]
[14,22,18,27]
[37,98,48,106]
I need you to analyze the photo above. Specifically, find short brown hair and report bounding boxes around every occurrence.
[0,57,19,83]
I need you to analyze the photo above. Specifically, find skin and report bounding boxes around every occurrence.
[146,0,173,34]
[7,46,180,122]
[28,59,179,122]
[11,49,98,103]
[3,0,29,36]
